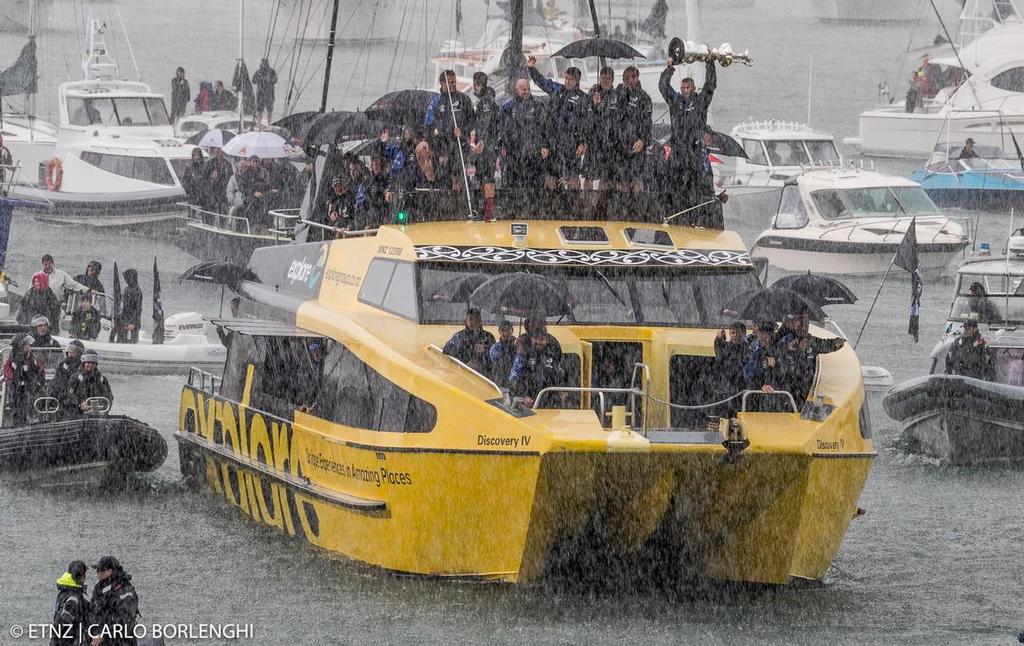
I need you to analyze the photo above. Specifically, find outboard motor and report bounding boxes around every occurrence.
[163,312,209,341]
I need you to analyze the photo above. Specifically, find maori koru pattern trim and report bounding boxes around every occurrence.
[414,245,753,267]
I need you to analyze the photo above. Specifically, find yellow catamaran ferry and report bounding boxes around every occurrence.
[176,189,874,584]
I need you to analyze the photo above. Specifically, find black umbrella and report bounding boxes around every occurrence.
[108,261,121,343]
[272,111,320,139]
[468,273,574,318]
[365,89,439,128]
[771,272,858,307]
[179,261,259,288]
[723,287,825,322]
[430,273,490,303]
[303,111,387,146]
[152,257,165,345]
[552,37,646,60]
[705,129,747,159]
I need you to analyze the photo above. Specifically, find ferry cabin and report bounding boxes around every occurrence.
[177,180,875,584]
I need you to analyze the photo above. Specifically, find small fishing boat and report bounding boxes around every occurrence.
[911,142,1024,209]
[0,346,166,485]
[883,233,1024,463]
[751,168,971,277]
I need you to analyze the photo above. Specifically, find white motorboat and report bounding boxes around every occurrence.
[850,24,1024,158]
[175,111,252,139]
[751,168,970,277]
[54,312,225,376]
[810,0,961,24]
[883,233,1024,463]
[9,18,193,229]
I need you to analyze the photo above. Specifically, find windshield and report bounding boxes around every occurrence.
[805,140,840,164]
[764,140,810,166]
[417,263,758,327]
[67,96,170,127]
[811,186,941,219]
[949,272,1024,323]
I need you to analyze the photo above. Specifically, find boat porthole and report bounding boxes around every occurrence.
[183,410,195,434]
[213,420,224,445]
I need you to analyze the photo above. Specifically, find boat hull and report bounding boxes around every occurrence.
[883,374,1024,463]
[751,237,967,277]
[0,415,167,483]
[10,185,186,230]
[856,108,1024,159]
[181,221,288,265]
[54,335,226,376]
[177,388,872,584]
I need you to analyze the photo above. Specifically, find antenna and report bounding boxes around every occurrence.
[806,55,812,126]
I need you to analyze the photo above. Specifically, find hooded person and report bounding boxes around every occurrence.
[252,57,278,125]
[88,556,138,646]
[3,333,45,426]
[71,350,113,414]
[52,339,84,417]
[51,560,90,646]
[31,315,61,349]
[181,147,206,205]
[74,261,106,295]
[16,271,62,334]
[115,269,143,344]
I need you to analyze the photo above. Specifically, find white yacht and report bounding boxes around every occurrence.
[751,168,970,277]
[721,120,841,196]
[11,19,194,228]
[850,24,1024,158]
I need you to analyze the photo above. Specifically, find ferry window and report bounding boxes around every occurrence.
[381,261,418,320]
[805,140,839,164]
[742,139,768,165]
[80,152,175,185]
[559,226,609,244]
[316,340,436,433]
[624,228,673,247]
[251,336,322,417]
[991,66,1024,93]
[144,98,171,125]
[890,187,941,215]
[220,333,261,401]
[359,258,395,306]
[811,190,849,220]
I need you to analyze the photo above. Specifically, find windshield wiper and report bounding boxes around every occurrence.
[594,269,627,308]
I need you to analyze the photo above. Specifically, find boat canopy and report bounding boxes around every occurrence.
[950,259,1024,324]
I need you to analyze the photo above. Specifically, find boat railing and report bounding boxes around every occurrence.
[533,385,645,431]
[815,214,974,243]
[268,208,301,233]
[182,203,253,235]
[300,219,380,238]
[740,390,798,413]
[187,366,221,395]
[33,396,60,415]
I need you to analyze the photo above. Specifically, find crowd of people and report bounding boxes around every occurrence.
[314,57,724,235]
[15,254,143,344]
[170,59,278,126]
[50,557,139,646]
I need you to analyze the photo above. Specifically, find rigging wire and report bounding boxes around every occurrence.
[263,0,282,60]
[385,1,413,93]
[360,1,382,104]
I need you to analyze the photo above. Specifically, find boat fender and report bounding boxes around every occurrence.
[44,157,62,191]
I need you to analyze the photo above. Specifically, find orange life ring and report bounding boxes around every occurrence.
[44,157,62,191]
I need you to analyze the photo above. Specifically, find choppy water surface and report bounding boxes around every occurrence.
[1,1,1023,644]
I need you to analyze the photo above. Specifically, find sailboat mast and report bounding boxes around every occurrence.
[320,0,340,113]
[238,0,245,127]
[500,0,524,93]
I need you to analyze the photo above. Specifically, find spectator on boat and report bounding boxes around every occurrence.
[50,560,90,646]
[252,58,278,126]
[204,146,233,213]
[499,77,547,189]
[181,147,206,205]
[364,155,393,225]
[443,307,496,374]
[744,321,784,392]
[74,260,105,296]
[31,315,60,349]
[527,55,590,190]
[945,318,995,381]
[489,320,517,388]
[425,69,475,192]
[958,137,980,160]
[471,71,500,219]
[170,66,191,124]
[587,67,619,192]
[321,176,357,238]
[777,308,845,404]
[616,65,653,194]
[212,80,237,112]
[70,293,102,341]
[660,57,716,212]
[268,158,302,209]
[41,254,90,304]
[3,333,45,426]
[967,281,1001,322]
[115,269,143,345]
[71,351,113,414]
[509,329,568,408]
[51,339,84,414]
[16,271,61,334]
[88,557,137,644]
[194,80,213,113]
[715,321,749,394]
[516,313,563,356]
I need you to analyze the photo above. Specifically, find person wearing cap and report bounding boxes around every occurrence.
[71,293,102,341]
[508,329,568,408]
[945,318,995,381]
[322,175,356,239]
[776,309,845,403]
[16,271,62,334]
[966,281,1001,323]
[527,54,591,190]
[51,560,91,646]
[744,321,784,396]
[32,315,61,349]
[423,69,475,191]
[52,339,85,416]
[88,556,138,646]
[3,333,45,426]
[71,351,113,414]
[443,307,495,373]
[488,320,517,388]
[958,137,979,160]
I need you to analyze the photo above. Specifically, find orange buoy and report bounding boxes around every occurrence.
[44,157,62,191]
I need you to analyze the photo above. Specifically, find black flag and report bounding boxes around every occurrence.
[893,219,921,341]
[0,37,37,96]
[108,261,121,343]
[152,257,165,345]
